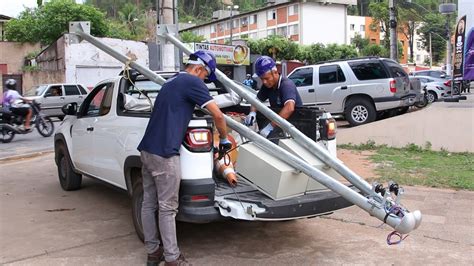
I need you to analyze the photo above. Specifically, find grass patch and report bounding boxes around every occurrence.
[339,141,474,191]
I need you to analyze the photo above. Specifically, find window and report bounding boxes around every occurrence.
[385,61,407,78]
[370,38,376,43]
[416,54,420,61]
[78,85,87,94]
[277,26,287,36]
[360,25,365,31]
[211,25,216,33]
[289,24,299,36]
[241,17,248,26]
[250,14,257,24]
[319,65,346,84]
[416,41,421,49]
[64,85,80,96]
[288,67,313,87]
[288,4,298,16]
[232,19,239,28]
[350,24,355,31]
[267,9,276,20]
[267,28,276,36]
[217,23,224,32]
[82,83,113,117]
[430,71,442,78]
[348,61,389,80]
[46,86,62,96]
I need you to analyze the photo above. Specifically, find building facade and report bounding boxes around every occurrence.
[185,0,356,46]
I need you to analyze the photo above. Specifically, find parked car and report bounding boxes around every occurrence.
[410,70,450,79]
[425,82,451,103]
[25,83,89,118]
[287,57,416,126]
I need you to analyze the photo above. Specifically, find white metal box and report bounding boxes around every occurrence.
[278,139,343,192]
[236,143,309,200]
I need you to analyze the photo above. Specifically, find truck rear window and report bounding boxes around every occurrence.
[348,61,389,80]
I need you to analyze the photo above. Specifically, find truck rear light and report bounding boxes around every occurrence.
[184,128,212,152]
[444,80,451,87]
[319,118,336,140]
[191,195,209,201]
[389,79,397,93]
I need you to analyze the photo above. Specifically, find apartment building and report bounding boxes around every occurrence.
[184,0,356,46]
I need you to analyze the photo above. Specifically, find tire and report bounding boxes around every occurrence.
[56,144,82,191]
[414,95,428,108]
[1,127,15,143]
[132,179,145,242]
[36,116,55,137]
[131,177,162,243]
[344,98,376,127]
[453,85,460,95]
[397,106,409,115]
[426,91,437,103]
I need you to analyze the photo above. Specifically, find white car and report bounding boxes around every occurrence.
[25,83,89,118]
[425,81,452,103]
[54,71,354,240]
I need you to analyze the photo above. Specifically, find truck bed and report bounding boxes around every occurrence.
[214,175,356,220]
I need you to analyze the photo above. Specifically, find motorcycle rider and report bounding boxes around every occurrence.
[2,79,33,131]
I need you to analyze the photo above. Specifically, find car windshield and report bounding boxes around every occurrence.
[25,85,48,96]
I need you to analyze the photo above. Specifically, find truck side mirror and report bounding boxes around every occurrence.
[62,102,78,116]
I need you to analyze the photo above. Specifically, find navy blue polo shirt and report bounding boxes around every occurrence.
[137,72,213,158]
[257,76,303,107]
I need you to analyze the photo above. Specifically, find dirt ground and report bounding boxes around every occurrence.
[337,148,378,180]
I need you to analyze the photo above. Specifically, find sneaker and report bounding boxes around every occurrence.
[146,246,164,266]
[164,254,192,266]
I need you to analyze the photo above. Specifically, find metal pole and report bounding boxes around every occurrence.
[446,14,452,76]
[429,32,432,68]
[389,0,398,60]
[230,9,233,44]
[68,22,422,234]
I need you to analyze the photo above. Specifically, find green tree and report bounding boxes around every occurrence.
[351,33,370,51]
[248,35,299,61]
[180,31,205,43]
[417,13,447,63]
[369,0,390,50]
[5,0,108,44]
[361,43,387,57]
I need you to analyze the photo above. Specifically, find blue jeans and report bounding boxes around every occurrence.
[140,151,181,262]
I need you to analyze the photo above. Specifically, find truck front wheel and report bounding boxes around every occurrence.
[132,179,145,242]
[57,144,82,191]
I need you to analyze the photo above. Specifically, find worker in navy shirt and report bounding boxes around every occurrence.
[137,50,229,266]
[244,56,302,137]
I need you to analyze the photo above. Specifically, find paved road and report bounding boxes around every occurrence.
[0,121,58,160]
[1,154,472,265]
[338,93,474,152]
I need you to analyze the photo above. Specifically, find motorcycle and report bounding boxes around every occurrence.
[0,100,55,143]
[414,86,429,109]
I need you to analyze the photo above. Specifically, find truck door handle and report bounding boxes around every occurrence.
[341,86,348,90]
[308,89,315,93]
[86,127,94,132]
[60,96,65,100]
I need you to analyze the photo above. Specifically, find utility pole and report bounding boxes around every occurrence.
[439,3,456,76]
[158,0,178,71]
[389,0,398,60]
[429,32,432,68]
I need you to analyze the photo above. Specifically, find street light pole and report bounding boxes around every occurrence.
[389,0,398,60]
[228,5,238,45]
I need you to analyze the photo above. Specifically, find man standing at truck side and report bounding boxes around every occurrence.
[138,50,230,266]
[244,56,303,137]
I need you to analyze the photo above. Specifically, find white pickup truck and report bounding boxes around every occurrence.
[54,71,354,240]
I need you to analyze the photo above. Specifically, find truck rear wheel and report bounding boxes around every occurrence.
[345,98,376,126]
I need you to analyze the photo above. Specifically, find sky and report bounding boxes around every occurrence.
[0,0,85,18]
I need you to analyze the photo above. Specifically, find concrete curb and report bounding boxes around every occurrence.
[0,150,54,163]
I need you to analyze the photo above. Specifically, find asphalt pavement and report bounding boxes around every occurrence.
[0,154,472,265]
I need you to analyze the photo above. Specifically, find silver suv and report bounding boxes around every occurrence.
[25,83,89,118]
[288,58,415,126]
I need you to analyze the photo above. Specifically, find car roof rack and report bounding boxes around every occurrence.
[315,56,381,65]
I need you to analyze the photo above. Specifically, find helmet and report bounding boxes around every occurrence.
[255,56,276,77]
[246,74,251,77]
[190,50,217,81]
[5,79,17,90]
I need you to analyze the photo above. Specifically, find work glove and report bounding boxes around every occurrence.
[244,111,257,126]
[218,138,232,158]
[259,123,274,138]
